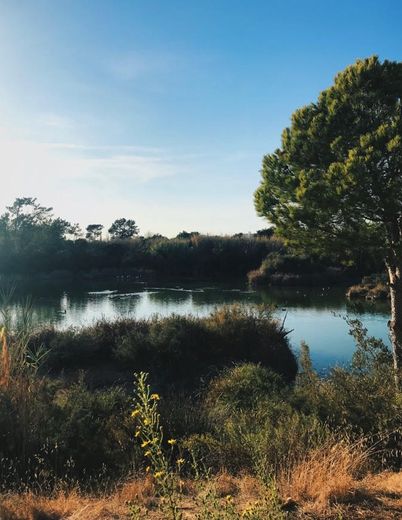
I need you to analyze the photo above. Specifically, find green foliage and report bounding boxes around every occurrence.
[54,380,133,477]
[293,321,399,437]
[130,373,287,520]
[248,252,346,287]
[85,224,104,241]
[0,198,81,273]
[31,306,297,387]
[189,362,329,476]
[0,375,135,491]
[255,56,402,265]
[205,363,287,419]
[176,230,200,239]
[145,234,282,278]
[108,218,139,240]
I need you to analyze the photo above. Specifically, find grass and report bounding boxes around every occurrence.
[2,470,402,519]
[277,438,371,510]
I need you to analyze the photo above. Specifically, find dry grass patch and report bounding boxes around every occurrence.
[0,491,129,520]
[119,475,157,508]
[3,472,402,519]
[213,471,240,498]
[238,474,262,502]
[278,438,370,512]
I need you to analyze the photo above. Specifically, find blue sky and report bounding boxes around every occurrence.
[0,0,401,236]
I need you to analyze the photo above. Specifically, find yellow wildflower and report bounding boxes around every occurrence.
[167,439,176,445]
[144,450,151,457]
[225,495,232,502]
[154,471,164,478]
[131,409,140,418]
[176,458,185,465]
[134,429,141,438]
[145,466,151,473]
[150,393,160,400]
[141,440,151,448]
[144,418,151,426]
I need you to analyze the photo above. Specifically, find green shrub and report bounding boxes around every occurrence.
[205,306,297,383]
[293,321,397,434]
[0,376,138,491]
[248,252,345,287]
[205,363,287,420]
[184,400,330,476]
[31,306,297,388]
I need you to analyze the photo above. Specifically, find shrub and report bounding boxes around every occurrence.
[347,274,389,300]
[248,252,345,287]
[31,306,297,389]
[0,376,137,490]
[205,363,287,420]
[53,380,134,480]
[205,306,297,383]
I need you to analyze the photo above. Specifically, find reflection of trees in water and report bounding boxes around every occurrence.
[109,294,140,317]
[257,287,352,312]
[1,301,66,329]
[147,290,193,305]
[345,299,389,317]
[190,289,261,307]
[258,288,338,309]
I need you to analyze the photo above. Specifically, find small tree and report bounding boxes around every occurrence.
[0,197,77,250]
[108,218,139,240]
[255,56,402,381]
[6,197,53,231]
[85,224,103,241]
[176,231,200,239]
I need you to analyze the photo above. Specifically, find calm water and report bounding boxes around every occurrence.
[4,279,390,370]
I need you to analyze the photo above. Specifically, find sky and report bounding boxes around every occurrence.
[0,0,401,237]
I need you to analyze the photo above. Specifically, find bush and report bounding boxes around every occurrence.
[293,322,397,434]
[185,400,330,475]
[31,306,297,388]
[0,376,137,491]
[347,274,389,300]
[248,252,346,287]
[205,363,287,420]
[205,306,297,383]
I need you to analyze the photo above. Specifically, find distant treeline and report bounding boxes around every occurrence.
[0,229,281,279]
[0,197,381,282]
[0,197,281,278]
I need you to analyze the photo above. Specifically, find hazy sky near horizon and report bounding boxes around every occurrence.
[0,1,401,236]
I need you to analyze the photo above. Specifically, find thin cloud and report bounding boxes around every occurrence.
[0,129,182,222]
[0,130,178,184]
[108,50,180,81]
[39,113,74,130]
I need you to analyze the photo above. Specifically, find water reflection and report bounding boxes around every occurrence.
[1,280,390,369]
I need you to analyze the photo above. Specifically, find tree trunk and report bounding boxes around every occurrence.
[387,263,402,387]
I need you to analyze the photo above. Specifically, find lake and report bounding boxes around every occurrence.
[2,279,390,370]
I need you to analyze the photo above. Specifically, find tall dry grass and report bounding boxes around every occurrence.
[278,437,371,511]
[0,326,11,388]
